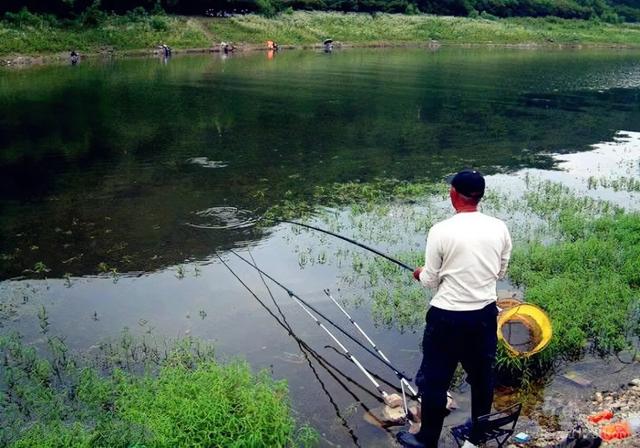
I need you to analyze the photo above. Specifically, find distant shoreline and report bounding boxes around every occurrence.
[2,41,638,68]
[2,12,640,67]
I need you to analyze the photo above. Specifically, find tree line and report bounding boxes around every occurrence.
[2,0,640,23]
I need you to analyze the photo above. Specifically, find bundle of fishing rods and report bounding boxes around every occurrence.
[206,216,439,419]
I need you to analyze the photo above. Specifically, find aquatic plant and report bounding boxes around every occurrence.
[0,332,317,447]
[587,175,640,192]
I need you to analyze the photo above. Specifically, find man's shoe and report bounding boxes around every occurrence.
[396,430,426,448]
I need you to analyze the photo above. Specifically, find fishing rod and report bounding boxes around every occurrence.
[185,210,415,271]
[323,288,419,401]
[219,251,393,400]
[265,218,414,272]
[229,249,411,379]
[322,288,454,409]
[246,250,399,397]
[218,252,389,397]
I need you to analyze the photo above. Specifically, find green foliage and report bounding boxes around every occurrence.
[0,14,211,55]
[3,8,57,27]
[79,1,108,27]
[150,15,169,30]
[1,0,640,28]
[0,333,316,447]
[256,0,281,17]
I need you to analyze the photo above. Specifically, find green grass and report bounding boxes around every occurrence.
[0,15,211,56]
[3,12,640,57]
[207,12,640,46]
[0,332,317,447]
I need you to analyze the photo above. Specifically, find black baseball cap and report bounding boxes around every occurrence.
[445,169,485,199]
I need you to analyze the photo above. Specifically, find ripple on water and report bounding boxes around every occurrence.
[186,157,228,168]
[186,207,258,230]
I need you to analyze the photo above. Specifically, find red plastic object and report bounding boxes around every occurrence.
[600,421,631,441]
[588,410,614,424]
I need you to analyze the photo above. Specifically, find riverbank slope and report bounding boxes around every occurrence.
[2,12,640,63]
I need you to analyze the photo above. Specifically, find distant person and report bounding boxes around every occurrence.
[69,50,79,65]
[221,42,235,54]
[323,39,333,53]
[396,169,512,448]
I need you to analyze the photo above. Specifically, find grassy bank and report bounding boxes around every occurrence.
[3,12,640,58]
[0,14,211,57]
[208,12,640,47]
[0,332,316,447]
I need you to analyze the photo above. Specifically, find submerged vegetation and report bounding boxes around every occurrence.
[0,332,316,447]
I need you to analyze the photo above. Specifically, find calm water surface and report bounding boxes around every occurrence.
[1,48,640,446]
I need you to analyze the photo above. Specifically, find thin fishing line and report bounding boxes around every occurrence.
[229,248,412,380]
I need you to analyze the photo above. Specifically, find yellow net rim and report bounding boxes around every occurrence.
[497,302,553,357]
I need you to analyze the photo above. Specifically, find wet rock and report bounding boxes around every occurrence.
[383,405,407,425]
[364,405,406,428]
[594,392,603,403]
[629,378,640,387]
[383,393,404,408]
[563,371,592,387]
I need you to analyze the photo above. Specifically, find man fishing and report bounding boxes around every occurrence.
[397,169,512,448]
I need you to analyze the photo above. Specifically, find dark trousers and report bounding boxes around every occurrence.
[415,303,498,447]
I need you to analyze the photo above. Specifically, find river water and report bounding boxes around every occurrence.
[1,48,640,446]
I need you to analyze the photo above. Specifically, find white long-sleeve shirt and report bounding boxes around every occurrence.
[418,211,512,311]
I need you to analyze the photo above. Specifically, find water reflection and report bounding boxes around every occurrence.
[1,49,640,279]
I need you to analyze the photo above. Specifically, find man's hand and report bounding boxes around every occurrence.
[413,266,423,281]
